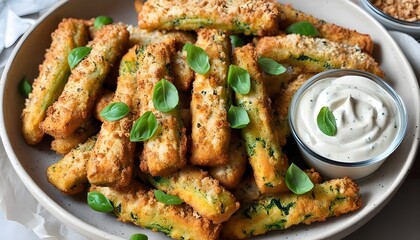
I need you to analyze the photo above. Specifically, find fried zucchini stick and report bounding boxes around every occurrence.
[276,3,374,54]
[41,24,129,138]
[221,177,362,239]
[145,165,240,224]
[87,46,139,187]
[47,136,96,194]
[136,0,280,36]
[22,18,89,145]
[93,88,114,122]
[90,181,221,240]
[233,169,323,203]
[233,44,289,194]
[209,131,247,189]
[273,73,314,147]
[51,118,100,155]
[256,34,384,77]
[136,40,187,176]
[190,28,231,166]
[128,26,196,91]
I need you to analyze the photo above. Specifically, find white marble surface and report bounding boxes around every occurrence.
[0,1,419,239]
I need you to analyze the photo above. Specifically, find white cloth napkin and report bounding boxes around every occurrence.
[0,0,57,69]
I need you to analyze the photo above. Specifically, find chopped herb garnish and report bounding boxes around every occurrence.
[228,105,250,129]
[228,64,251,94]
[94,16,113,29]
[130,111,158,142]
[152,79,179,113]
[154,190,183,205]
[182,43,210,74]
[285,21,319,36]
[285,163,314,195]
[68,46,92,69]
[87,192,114,213]
[317,106,337,136]
[100,102,130,121]
[19,78,32,97]
[257,57,286,75]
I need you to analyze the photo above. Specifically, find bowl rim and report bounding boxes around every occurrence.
[288,69,408,168]
[359,0,420,27]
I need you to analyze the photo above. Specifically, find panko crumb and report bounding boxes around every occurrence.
[372,0,420,22]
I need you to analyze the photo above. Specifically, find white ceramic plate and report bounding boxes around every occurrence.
[1,0,419,239]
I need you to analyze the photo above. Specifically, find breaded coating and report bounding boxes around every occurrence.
[92,88,114,122]
[256,34,384,77]
[233,44,289,194]
[222,177,362,239]
[128,26,196,91]
[277,3,374,54]
[137,0,280,36]
[22,18,89,145]
[136,40,187,176]
[91,181,222,240]
[209,131,247,189]
[273,73,314,147]
[128,25,196,47]
[41,24,129,138]
[145,165,240,224]
[233,168,322,203]
[51,118,100,155]
[190,29,231,167]
[47,136,96,195]
[87,46,139,187]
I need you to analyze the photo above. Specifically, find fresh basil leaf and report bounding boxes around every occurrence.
[230,35,245,48]
[130,111,158,142]
[228,105,250,129]
[100,102,130,121]
[257,57,287,75]
[129,233,148,240]
[317,106,337,136]
[285,163,314,195]
[228,65,251,95]
[68,46,92,69]
[87,192,114,212]
[285,21,319,36]
[182,43,210,74]
[94,16,113,30]
[19,78,32,97]
[153,79,179,113]
[154,190,183,205]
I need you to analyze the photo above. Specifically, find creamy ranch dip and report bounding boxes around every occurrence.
[294,75,401,162]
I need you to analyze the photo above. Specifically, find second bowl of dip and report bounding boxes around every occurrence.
[289,69,407,180]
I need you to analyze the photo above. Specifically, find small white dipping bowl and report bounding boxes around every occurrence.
[289,69,407,180]
[359,0,420,39]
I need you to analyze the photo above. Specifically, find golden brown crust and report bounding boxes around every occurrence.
[145,165,240,224]
[209,131,247,189]
[92,88,115,122]
[277,3,374,55]
[22,18,89,145]
[91,181,222,240]
[222,177,362,239]
[189,28,231,167]
[256,34,384,77]
[41,24,129,138]
[137,0,280,36]
[136,40,187,176]
[273,73,314,147]
[51,118,100,155]
[87,46,139,187]
[233,44,289,194]
[47,136,96,194]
